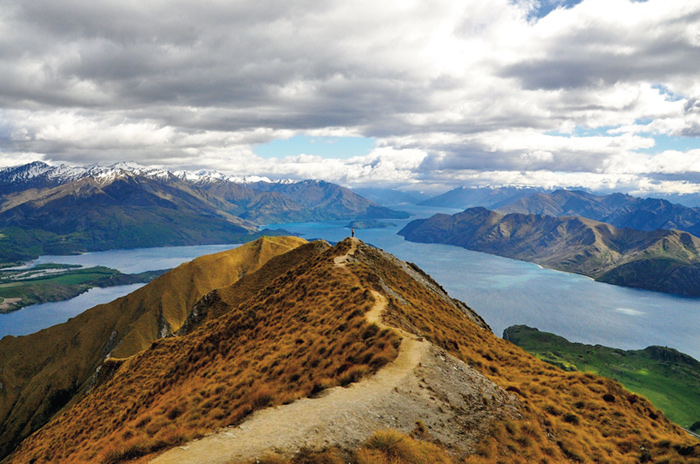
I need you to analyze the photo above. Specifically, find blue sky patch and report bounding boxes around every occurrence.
[254,135,376,159]
[638,134,700,153]
[527,0,647,20]
[547,124,700,154]
[528,0,583,20]
[545,126,615,138]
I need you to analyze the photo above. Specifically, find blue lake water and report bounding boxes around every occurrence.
[1,205,699,362]
[15,243,242,274]
[0,284,145,338]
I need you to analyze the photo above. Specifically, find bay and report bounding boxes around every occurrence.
[0,284,145,338]
[14,243,242,274]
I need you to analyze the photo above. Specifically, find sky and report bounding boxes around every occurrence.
[1,0,700,194]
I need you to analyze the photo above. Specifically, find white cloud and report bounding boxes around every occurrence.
[0,0,699,192]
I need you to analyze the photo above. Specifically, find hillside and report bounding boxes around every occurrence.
[247,179,410,221]
[504,325,700,430]
[419,186,547,209]
[0,173,259,264]
[0,236,307,460]
[399,207,700,296]
[5,238,698,464]
[499,189,700,235]
[0,162,407,265]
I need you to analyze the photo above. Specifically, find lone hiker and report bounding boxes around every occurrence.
[351,227,355,238]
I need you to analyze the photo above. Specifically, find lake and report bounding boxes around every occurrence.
[1,205,698,362]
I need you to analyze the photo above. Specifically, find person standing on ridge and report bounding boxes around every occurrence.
[351,227,354,238]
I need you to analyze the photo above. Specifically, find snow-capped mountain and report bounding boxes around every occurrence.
[0,161,296,188]
[0,161,408,264]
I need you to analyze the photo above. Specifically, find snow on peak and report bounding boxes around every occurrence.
[0,161,304,187]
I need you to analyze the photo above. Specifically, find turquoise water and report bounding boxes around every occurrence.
[1,205,699,362]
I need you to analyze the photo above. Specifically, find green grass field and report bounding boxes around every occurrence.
[504,325,700,430]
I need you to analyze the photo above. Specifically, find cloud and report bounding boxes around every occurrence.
[0,0,699,192]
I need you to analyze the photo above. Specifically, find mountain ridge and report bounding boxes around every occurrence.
[5,237,697,464]
[419,186,549,209]
[0,162,407,265]
[498,189,700,236]
[0,236,307,459]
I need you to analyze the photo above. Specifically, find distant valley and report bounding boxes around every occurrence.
[400,207,700,296]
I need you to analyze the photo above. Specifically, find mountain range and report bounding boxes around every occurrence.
[399,207,700,296]
[0,162,406,265]
[498,189,700,236]
[418,186,549,209]
[2,237,697,463]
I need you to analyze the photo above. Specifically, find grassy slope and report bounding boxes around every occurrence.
[0,266,166,313]
[7,239,699,464]
[8,240,401,464]
[504,325,700,429]
[353,242,698,463]
[0,236,306,461]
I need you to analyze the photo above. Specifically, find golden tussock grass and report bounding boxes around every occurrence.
[8,240,400,464]
[238,430,454,464]
[348,242,699,464]
[0,236,308,461]
[8,238,700,464]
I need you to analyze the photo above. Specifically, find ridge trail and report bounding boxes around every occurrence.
[151,238,516,463]
[152,238,429,464]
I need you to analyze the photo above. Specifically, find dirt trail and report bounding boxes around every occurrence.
[151,238,519,464]
[332,237,358,267]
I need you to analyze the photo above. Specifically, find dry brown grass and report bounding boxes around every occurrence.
[235,430,454,464]
[350,242,699,464]
[8,239,400,464]
[0,236,308,461]
[7,238,699,464]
